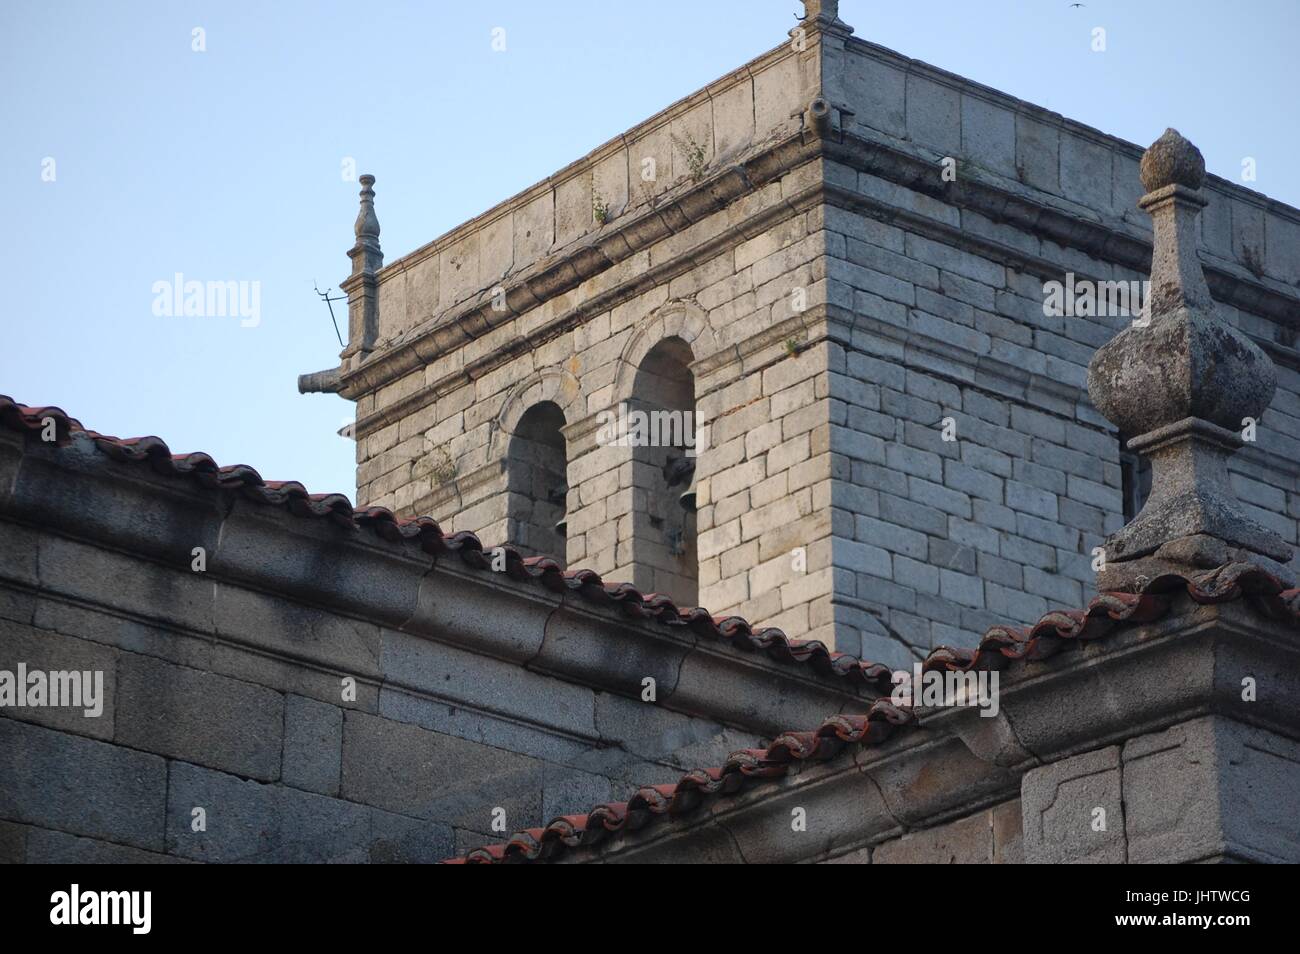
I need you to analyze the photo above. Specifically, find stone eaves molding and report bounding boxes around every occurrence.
[453,566,1300,863]
[343,136,823,425]
[824,127,1300,352]
[0,397,893,737]
[364,33,808,298]
[343,119,1300,446]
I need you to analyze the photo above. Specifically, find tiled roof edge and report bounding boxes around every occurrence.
[0,395,894,691]
[449,563,1300,863]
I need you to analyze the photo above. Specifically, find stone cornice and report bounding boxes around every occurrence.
[841,35,1300,227]
[565,729,1018,863]
[558,598,1300,863]
[345,124,1300,444]
[825,127,1300,348]
[369,38,804,284]
[0,435,872,738]
[946,598,1300,760]
[347,137,825,434]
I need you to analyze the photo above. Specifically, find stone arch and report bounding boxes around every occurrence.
[626,334,699,606]
[489,366,582,461]
[505,400,568,559]
[612,299,716,406]
[484,367,581,561]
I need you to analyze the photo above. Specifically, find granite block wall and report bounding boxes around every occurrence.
[2,433,884,862]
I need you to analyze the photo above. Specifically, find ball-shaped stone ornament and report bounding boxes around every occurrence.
[1139,128,1206,192]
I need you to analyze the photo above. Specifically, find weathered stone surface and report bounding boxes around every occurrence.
[116,653,284,782]
[381,626,598,740]
[991,798,1023,863]
[37,534,215,634]
[0,622,116,738]
[0,820,26,863]
[24,828,191,864]
[0,719,167,852]
[340,709,545,830]
[369,807,456,863]
[165,760,453,863]
[1139,128,1206,192]
[1123,716,1300,864]
[1021,746,1125,863]
[282,694,343,797]
[873,809,992,863]
[822,844,872,864]
[1088,129,1292,585]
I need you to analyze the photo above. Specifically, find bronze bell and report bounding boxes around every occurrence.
[678,463,698,513]
[549,484,569,537]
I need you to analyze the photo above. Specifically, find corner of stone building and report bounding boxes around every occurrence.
[1013,128,1300,865]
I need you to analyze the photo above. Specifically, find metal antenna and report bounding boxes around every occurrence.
[313,281,347,347]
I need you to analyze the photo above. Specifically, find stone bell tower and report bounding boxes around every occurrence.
[301,2,1300,665]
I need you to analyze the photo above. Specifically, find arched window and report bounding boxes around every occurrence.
[629,338,698,605]
[506,401,568,560]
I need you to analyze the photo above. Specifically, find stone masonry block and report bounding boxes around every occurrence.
[0,719,166,852]
[961,95,1017,178]
[1059,132,1112,209]
[873,807,994,863]
[340,710,544,830]
[282,694,343,797]
[712,77,756,159]
[22,828,187,864]
[1015,113,1059,193]
[116,653,284,782]
[905,74,961,156]
[1123,717,1300,864]
[843,50,906,137]
[1021,745,1124,863]
[0,622,116,739]
[165,760,454,863]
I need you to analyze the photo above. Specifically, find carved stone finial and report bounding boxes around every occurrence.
[348,173,383,281]
[1087,131,1294,589]
[1139,128,1205,193]
[354,174,381,245]
[342,174,383,361]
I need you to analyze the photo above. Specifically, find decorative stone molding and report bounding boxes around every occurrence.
[342,174,383,361]
[339,136,822,412]
[1088,129,1295,588]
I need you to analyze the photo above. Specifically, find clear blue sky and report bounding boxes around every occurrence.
[3,0,1296,500]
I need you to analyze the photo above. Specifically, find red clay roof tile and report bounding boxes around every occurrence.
[0,395,895,690]
[6,397,1299,864]
[449,563,1300,863]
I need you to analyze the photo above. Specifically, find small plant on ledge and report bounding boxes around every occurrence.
[671,131,708,183]
[592,190,610,225]
[428,445,457,486]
